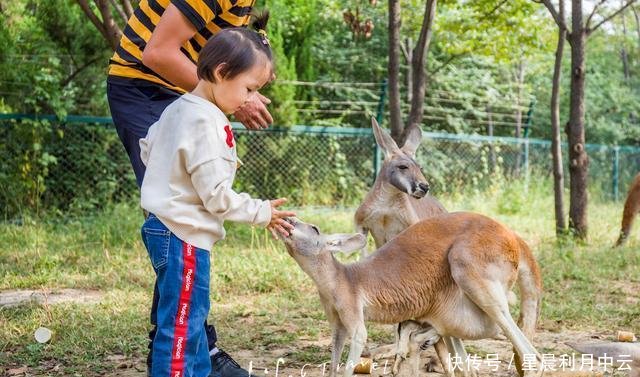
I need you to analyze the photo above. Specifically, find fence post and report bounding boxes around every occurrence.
[612,146,620,201]
[376,79,387,125]
[373,136,381,185]
[373,79,387,184]
[524,139,530,193]
[523,99,535,138]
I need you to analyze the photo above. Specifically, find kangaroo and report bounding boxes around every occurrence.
[354,118,452,375]
[355,118,542,377]
[616,173,640,246]
[280,214,544,377]
[354,118,446,252]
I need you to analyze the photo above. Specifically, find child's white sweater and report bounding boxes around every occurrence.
[140,93,271,250]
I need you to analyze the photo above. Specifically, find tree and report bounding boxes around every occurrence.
[539,0,638,239]
[547,0,568,235]
[73,0,132,51]
[386,0,438,145]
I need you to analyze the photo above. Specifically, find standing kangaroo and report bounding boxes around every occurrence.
[280,214,543,377]
[355,118,542,376]
[616,173,640,246]
[355,118,446,251]
[354,118,451,375]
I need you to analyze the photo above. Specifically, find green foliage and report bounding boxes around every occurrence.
[259,7,299,126]
[1,0,639,217]
[0,120,57,219]
[233,130,372,205]
[0,120,137,219]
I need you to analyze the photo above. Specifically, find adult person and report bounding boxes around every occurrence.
[106,1,271,376]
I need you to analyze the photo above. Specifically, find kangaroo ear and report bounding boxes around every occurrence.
[400,124,423,157]
[325,233,367,255]
[371,117,401,158]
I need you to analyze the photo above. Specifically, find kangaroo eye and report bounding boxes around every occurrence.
[398,165,409,170]
[311,225,320,234]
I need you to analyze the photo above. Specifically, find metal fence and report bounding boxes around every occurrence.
[1,114,639,219]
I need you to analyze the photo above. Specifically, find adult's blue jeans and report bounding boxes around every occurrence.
[141,214,212,377]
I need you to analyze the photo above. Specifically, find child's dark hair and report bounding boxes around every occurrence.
[197,11,273,82]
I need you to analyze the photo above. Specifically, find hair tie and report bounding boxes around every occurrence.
[257,29,270,46]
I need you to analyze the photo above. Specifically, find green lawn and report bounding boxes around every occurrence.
[1,179,639,376]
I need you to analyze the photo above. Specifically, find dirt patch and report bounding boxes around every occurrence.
[222,329,618,377]
[0,288,103,308]
[8,329,631,376]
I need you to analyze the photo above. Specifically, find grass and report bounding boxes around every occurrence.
[0,178,639,376]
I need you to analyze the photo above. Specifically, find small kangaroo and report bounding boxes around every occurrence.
[616,173,640,246]
[280,214,544,377]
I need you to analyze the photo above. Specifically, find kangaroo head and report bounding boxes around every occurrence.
[281,217,366,258]
[371,117,430,199]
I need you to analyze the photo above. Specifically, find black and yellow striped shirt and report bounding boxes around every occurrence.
[108,0,255,92]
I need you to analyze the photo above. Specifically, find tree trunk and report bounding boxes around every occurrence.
[402,0,437,145]
[487,106,496,173]
[633,6,640,51]
[551,0,567,235]
[514,60,525,176]
[401,38,413,104]
[74,0,122,51]
[568,0,589,239]
[621,8,631,82]
[387,0,403,143]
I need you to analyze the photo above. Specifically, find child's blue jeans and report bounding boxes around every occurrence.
[141,214,211,377]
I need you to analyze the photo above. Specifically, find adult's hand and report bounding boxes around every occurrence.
[234,93,273,130]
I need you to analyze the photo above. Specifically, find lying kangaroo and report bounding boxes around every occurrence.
[281,214,544,377]
[616,173,640,246]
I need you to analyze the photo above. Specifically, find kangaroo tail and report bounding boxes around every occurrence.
[616,176,640,246]
[516,238,543,341]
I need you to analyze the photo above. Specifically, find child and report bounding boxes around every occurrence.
[139,12,294,377]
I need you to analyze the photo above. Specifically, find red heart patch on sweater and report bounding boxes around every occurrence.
[224,125,234,148]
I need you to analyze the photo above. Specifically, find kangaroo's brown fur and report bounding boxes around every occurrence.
[282,213,544,377]
[616,173,640,246]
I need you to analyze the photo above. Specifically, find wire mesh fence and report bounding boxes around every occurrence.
[1,114,639,220]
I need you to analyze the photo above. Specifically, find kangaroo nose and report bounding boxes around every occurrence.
[418,182,430,194]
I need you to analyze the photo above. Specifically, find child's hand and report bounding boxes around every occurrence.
[267,198,296,239]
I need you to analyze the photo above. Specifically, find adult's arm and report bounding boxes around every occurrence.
[143,3,273,128]
[142,3,199,91]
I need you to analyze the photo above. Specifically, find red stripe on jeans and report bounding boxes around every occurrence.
[170,242,197,377]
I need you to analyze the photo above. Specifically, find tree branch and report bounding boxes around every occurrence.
[585,0,607,30]
[94,0,123,50]
[540,0,569,31]
[429,51,467,75]
[588,0,638,35]
[61,56,103,87]
[400,38,410,63]
[109,0,128,23]
[120,0,133,18]
[632,5,640,50]
[75,0,108,36]
[478,0,509,23]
